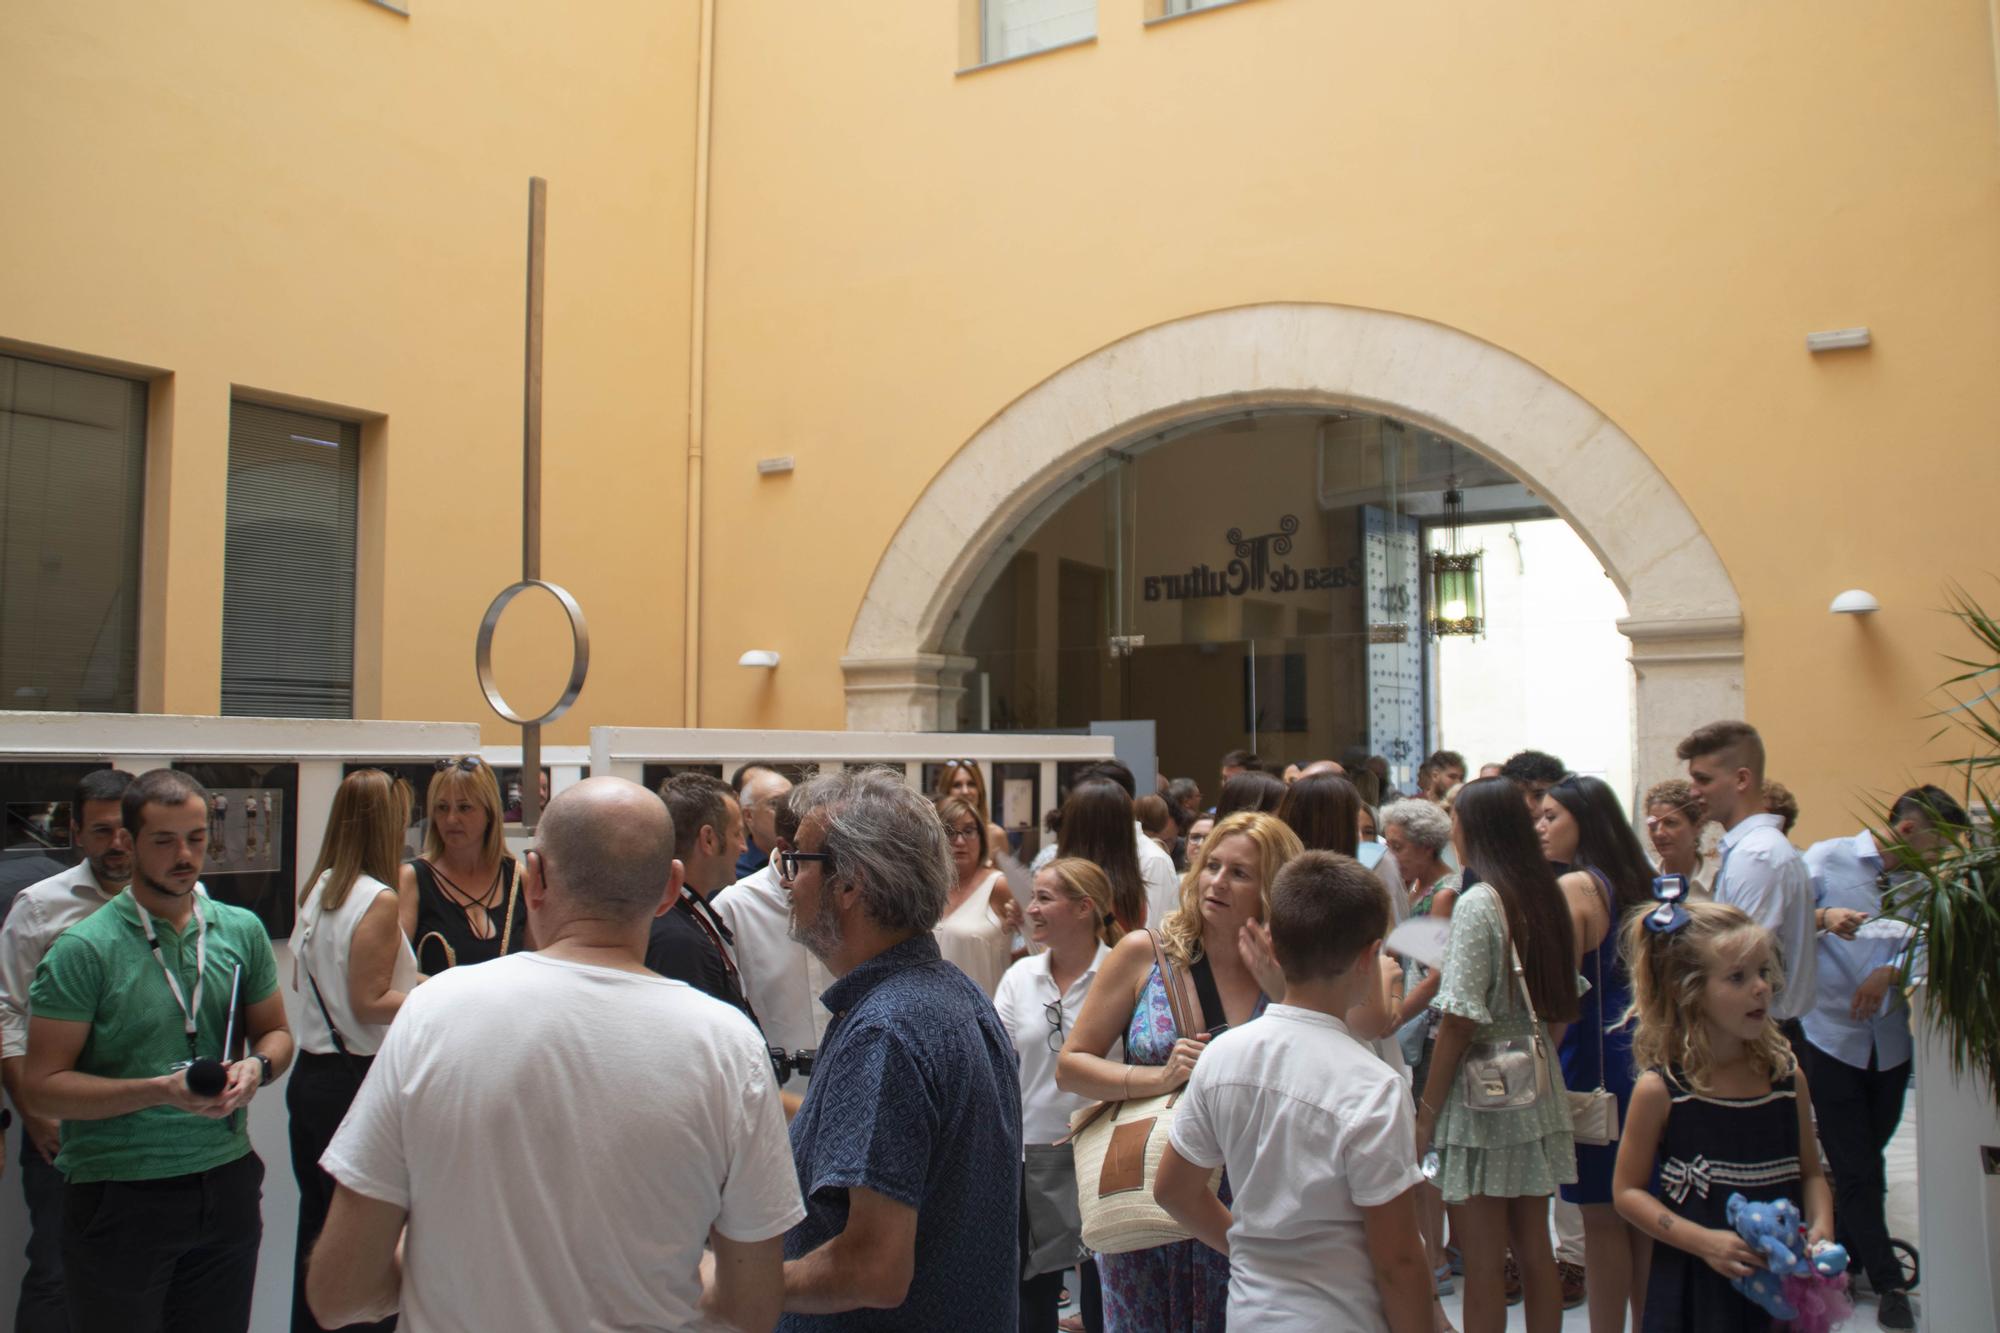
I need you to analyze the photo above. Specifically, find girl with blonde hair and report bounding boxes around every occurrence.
[1612,899,1833,1331]
[994,857,1126,1330]
[1057,811,1303,1331]
[398,756,529,972]
[287,768,423,1333]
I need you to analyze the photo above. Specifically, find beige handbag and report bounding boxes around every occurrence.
[1459,889,1556,1113]
[1565,871,1622,1147]
[1066,932,1222,1256]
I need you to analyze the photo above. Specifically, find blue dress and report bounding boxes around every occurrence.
[1560,867,1637,1205]
[1097,962,1253,1333]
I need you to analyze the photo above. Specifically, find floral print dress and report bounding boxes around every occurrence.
[1097,960,1254,1332]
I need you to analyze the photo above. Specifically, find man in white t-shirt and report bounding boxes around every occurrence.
[1156,850,1432,1333]
[308,777,804,1333]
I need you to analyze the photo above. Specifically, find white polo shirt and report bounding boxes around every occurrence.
[1714,813,1817,1022]
[710,863,835,1089]
[1170,1004,1423,1333]
[993,943,1118,1144]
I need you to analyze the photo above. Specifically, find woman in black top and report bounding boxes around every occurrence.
[398,757,530,972]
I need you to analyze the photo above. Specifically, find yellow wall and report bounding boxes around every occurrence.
[8,0,2000,839]
[0,0,700,743]
[693,0,2000,839]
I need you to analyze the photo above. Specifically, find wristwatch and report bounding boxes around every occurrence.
[253,1053,274,1087]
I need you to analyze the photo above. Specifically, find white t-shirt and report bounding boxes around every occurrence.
[1169,1004,1423,1333]
[1136,824,1181,929]
[322,952,805,1333]
[711,863,836,1090]
[993,943,1118,1144]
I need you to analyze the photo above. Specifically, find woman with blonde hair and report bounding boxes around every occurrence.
[934,794,1022,996]
[934,760,1010,866]
[288,768,422,1333]
[1057,811,1303,1331]
[996,858,1127,1331]
[398,756,529,972]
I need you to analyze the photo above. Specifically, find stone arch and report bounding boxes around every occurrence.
[842,303,1742,786]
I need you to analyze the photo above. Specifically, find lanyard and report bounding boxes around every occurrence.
[135,892,208,1059]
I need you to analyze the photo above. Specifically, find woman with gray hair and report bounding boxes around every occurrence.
[1380,797,1463,1313]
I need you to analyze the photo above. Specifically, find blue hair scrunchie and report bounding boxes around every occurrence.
[1645,874,1692,934]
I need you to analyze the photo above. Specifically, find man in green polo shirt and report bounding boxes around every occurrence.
[22,768,294,1333]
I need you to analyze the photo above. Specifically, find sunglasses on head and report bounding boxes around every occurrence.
[434,757,483,773]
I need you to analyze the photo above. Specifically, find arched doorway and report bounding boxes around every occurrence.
[842,303,1742,791]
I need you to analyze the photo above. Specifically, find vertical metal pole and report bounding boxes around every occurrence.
[521,177,547,831]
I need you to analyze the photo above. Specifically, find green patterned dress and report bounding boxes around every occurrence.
[1430,883,1578,1204]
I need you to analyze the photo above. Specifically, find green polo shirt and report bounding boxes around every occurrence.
[29,888,278,1184]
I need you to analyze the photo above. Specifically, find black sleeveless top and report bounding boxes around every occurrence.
[409,857,529,973]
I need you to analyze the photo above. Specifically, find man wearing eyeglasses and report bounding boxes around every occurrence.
[774,768,1021,1331]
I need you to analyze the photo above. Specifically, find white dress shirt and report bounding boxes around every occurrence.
[710,863,835,1090]
[1800,831,1914,1070]
[993,942,1116,1145]
[1136,822,1181,928]
[1714,813,1817,1022]
[0,861,123,1059]
[1170,1005,1423,1332]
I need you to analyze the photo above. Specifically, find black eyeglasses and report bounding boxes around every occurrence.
[1043,998,1066,1053]
[434,757,483,773]
[945,826,982,842]
[772,847,835,882]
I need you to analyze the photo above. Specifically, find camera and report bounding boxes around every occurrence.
[768,1046,815,1083]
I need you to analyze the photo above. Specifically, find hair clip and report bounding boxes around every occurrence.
[1645,874,1691,934]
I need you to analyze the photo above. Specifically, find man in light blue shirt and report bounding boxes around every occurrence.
[1797,784,1964,1332]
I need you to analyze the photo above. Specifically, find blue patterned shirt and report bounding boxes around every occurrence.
[780,933,1021,1332]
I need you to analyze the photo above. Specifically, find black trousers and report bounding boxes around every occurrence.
[1018,1261,1103,1333]
[61,1150,264,1333]
[1801,1039,1910,1292]
[16,1132,69,1333]
[288,1050,395,1333]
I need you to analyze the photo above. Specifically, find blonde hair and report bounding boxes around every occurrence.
[303,769,411,913]
[1158,811,1303,966]
[1041,857,1126,949]
[933,761,990,820]
[421,758,511,868]
[1622,900,1795,1096]
[934,794,988,866]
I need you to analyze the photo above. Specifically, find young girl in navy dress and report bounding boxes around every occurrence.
[1612,900,1834,1331]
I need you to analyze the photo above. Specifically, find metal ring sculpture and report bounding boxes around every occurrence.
[474,579,591,726]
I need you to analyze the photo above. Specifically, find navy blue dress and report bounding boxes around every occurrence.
[1641,1067,1803,1333]
[1560,867,1637,1205]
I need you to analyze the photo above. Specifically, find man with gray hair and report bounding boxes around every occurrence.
[773,767,1021,1330]
[309,777,804,1333]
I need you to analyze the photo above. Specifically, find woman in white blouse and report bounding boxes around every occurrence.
[995,857,1125,1333]
[934,794,1022,996]
[287,769,422,1333]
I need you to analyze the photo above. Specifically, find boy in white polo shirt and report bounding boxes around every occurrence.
[1155,850,1432,1333]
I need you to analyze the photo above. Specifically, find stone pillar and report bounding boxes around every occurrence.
[840,654,978,732]
[1620,614,1746,797]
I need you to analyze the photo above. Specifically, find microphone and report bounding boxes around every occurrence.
[184,963,244,1099]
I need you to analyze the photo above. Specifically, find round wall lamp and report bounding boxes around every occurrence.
[1829,589,1880,615]
[737,649,781,668]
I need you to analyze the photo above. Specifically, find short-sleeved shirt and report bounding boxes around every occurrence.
[29,888,278,1183]
[324,952,803,1333]
[1170,1005,1421,1332]
[780,933,1022,1332]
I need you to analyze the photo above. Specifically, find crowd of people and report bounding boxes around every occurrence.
[0,723,1953,1332]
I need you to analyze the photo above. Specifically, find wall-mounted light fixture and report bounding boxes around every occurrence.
[737,649,781,668]
[756,456,795,475]
[1829,589,1880,615]
[1806,328,1872,353]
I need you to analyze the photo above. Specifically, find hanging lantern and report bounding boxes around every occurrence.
[1426,481,1485,638]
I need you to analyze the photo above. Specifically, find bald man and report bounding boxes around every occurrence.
[309,778,804,1333]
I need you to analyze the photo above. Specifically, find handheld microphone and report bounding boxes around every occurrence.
[184,964,244,1098]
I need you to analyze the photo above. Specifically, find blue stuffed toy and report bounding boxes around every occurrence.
[1725,1192,1851,1329]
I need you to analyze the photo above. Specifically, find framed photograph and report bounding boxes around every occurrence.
[173,762,299,938]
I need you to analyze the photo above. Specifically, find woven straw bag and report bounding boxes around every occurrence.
[1066,932,1223,1255]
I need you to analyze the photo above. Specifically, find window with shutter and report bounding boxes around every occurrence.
[0,354,146,713]
[221,402,359,718]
